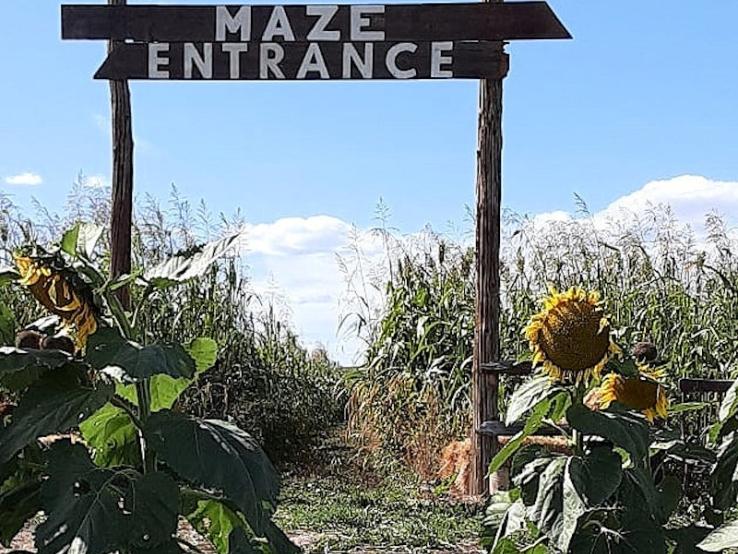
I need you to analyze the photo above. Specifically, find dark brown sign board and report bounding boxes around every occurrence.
[96,41,509,81]
[62,2,569,81]
[62,3,571,43]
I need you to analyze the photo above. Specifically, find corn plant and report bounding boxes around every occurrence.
[0,223,297,554]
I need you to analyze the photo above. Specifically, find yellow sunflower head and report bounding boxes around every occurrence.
[525,287,619,385]
[13,254,98,349]
[598,368,669,422]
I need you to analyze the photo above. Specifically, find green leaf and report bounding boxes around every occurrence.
[669,402,711,415]
[568,447,622,505]
[697,520,738,552]
[656,475,681,524]
[0,266,20,286]
[144,411,280,538]
[125,472,180,550]
[36,441,131,554]
[558,458,587,552]
[0,301,16,345]
[528,456,567,537]
[567,403,650,464]
[61,223,103,259]
[0,346,73,391]
[144,234,241,288]
[481,490,526,550]
[666,525,712,553]
[0,347,72,376]
[0,479,41,547]
[489,398,552,473]
[148,337,218,412]
[719,379,738,422]
[187,337,218,372]
[0,367,114,464]
[79,403,139,467]
[184,498,257,554]
[87,327,196,382]
[622,466,661,521]
[505,375,558,425]
[650,439,716,464]
[711,432,738,510]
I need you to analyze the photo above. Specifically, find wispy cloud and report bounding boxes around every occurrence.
[4,172,42,186]
[80,174,109,188]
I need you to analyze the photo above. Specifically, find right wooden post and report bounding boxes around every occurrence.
[470,15,504,496]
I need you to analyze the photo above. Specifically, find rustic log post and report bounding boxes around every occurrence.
[108,0,134,306]
[470,0,504,497]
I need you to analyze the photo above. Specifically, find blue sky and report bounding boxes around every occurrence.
[1,1,738,360]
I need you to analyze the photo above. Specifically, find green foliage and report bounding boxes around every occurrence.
[483,354,738,554]
[0,186,343,465]
[342,204,738,473]
[0,228,297,554]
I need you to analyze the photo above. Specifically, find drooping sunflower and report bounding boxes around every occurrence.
[598,368,669,422]
[14,255,97,349]
[525,287,619,385]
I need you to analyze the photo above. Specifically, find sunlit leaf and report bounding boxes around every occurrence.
[697,519,738,552]
[144,234,241,289]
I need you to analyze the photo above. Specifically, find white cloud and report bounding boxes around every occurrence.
[4,172,42,186]
[242,175,738,365]
[596,175,738,227]
[532,175,738,232]
[80,174,109,188]
[242,215,354,256]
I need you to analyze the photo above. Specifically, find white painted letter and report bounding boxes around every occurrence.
[260,43,285,79]
[222,43,249,79]
[184,43,213,79]
[216,6,251,41]
[342,43,373,79]
[386,42,417,79]
[431,41,453,78]
[262,6,296,41]
[297,43,330,79]
[148,43,170,79]
[307,5,340,41]
[350,5,385,41]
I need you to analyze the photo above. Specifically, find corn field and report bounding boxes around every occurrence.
[341,202,738,473]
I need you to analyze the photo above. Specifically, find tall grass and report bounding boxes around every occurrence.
[342,202,738,473]
[0,182,343,463]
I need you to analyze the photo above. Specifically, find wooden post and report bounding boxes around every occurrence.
[108,0,134,305]
[470,0,504,497]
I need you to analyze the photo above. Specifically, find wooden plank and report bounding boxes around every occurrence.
[469,28,503,495]
[62,2,572,43]
[679,378,734,395]
[94,41,510,81]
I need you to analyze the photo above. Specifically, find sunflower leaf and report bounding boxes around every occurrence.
[144,234,241,289]
[0,366,114,464]
[698,519,738,552]
[567,403,650,464]
[144,411,294,552]
[505,375,560,426]
[86,327,196,383]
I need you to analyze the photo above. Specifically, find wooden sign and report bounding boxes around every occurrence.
[96,41,509,81]
[61,2,570,81]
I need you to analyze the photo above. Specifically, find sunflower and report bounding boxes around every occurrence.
[598,368,669,422]
[14,255,97,349]
[525,287,619,385]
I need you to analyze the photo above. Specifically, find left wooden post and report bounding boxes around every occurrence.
[108,0,134,307]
